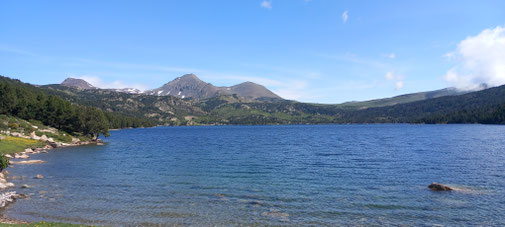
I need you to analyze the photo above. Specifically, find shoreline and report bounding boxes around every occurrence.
[0,134,102,224]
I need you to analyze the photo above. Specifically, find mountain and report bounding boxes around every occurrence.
[144,74,222,99]
[227,82,281,100]
[144,74,282,100]
[338,87,467,109]
[61,78,96,89]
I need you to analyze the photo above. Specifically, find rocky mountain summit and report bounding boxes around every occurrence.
[61,78,96,89]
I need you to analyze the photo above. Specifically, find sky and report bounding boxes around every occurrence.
[1,0,505,104]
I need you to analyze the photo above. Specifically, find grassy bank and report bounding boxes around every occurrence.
[0,136,46,155]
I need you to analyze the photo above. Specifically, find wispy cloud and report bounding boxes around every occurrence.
[445,25,505,90]
[261,1,272,9]
[0,45,38,57]
[315,52,386,68]
[73,58,203,74]
[342,10,349,24]
[73,75,149,91]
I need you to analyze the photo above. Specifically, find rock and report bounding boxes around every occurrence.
[428,183,453,191]
[10,160,46,164]
[40,150,48,153]
[29,131,40,140]
[14,153,30,159]
[261,210,289,218]
[4,154,12,159]
[71,137,80,143]
[49,142,59,148]
[47,137,55,143]
[11,132,22,137]
[14,193,29,199]
[0,192,17,207]
[34,174,44,179]
[96,142,105,146]
[40,135,48,142]
[24,148,34,153]
[21,184,30,189]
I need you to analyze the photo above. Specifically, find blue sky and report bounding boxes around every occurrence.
[1,0,505,103]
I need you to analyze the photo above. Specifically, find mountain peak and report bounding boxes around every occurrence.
[61,78,95,89]
[230,81,281,100]
[180,73,199,80]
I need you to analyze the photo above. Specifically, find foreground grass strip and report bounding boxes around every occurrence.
[0,136,46,155]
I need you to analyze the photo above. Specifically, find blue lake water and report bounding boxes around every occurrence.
[4,124,505,226]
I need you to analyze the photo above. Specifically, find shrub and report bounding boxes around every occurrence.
[7,122,19,129]
[0,155,9,172]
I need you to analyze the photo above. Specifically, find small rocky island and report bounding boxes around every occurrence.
[428,183,453,191]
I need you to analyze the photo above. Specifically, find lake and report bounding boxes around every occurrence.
[4,125,505,226]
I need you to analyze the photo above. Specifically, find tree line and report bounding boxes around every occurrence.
[0,76,155,139]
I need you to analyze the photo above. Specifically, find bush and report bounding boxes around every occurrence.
[0,155,9,172]
[7,122,19,129]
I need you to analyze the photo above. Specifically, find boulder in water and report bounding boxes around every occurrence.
[49,142,59,148]
[34,174,44,179]
[428,183,453,191]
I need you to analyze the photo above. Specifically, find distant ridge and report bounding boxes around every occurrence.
[338,87,467,109]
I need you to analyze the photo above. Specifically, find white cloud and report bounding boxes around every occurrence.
[74,75,149,91]
[384,71,404,90]
[383,53,396,59]
[272,80,309,100]
[385,71,395,80]
[444,25,505,90]
[342,10,348,24]
[261,1,272,9]
[395,81,404,90]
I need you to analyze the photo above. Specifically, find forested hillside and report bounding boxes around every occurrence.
[0,76,155,139]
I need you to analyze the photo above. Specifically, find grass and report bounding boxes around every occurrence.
[0,135,46,154]
[0,222,91,227]
[35,131,72,143]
